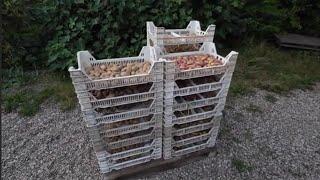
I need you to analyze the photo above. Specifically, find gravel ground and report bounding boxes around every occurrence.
[2,84,320,180]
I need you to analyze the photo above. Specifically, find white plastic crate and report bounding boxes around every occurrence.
[147,20,215,46]
[68,46,164,92]
[162,42,237,126]
[164,75,230,98]
[86,114,162,173]
[162,114,222,159]
[159,42,238,81]
[83,98,163,125]
[88,127,162,154]
[88,113,162,137]
[97,138,162,173]
[164,99,224,126]
[166,94,227,114]
[76,81,163,111]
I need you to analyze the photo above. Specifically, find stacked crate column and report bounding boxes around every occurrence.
[68,46,164,174]
[163,60,175,159]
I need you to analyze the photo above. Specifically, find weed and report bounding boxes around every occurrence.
[2,69,37,90]
[230,81,252,96]
[234,42,320,94]
[232,158,254,173]
[52,81,76,111]
[3,72,76,116]
[20,100,39,116]
[243,129,253,141]
[219,124,232,138]
[264,94,277,103]
[232,137,241,143]
[246,104,262,113]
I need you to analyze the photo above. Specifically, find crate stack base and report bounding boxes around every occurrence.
[160,42,238,159]
[69,46,164,173]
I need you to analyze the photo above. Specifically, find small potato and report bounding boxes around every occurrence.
[102,90,109,97]
[100,64,107,70]
[93,66,101,71]
[126,63,133,68]
[137,63,143,69]
[108,92,115,98]
[132,65,139,71]
[187,60,193,65]
[120,72,127,76]
[100,72,109,78]
[121,67,127,72]
[93,71,101,77]
[89,70,95,77]
[111,66,120,72]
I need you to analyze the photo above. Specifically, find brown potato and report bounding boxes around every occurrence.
[87,61,151,79]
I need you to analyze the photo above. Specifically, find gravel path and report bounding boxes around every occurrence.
[2,84,320,180]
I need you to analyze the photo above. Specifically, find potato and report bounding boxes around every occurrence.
[100,64,107,70]
[172,54,222,70]
[110,65,120,72]
[132,65,139,71]
[87,61,151,79]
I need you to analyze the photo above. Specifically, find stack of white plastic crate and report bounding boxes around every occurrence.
[147,21,238,159]
[68,46,164,173]
[147,20,215,48]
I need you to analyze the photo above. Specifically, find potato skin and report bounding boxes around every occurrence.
[169,55,222,70]
[87,61,151,79]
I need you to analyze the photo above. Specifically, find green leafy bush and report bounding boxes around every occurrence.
[2,0,320,71]
[2,0,49,70]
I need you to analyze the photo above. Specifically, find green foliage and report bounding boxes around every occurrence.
[3,0,319,70]
[233,41,320,94]
[2,0,49,69]
[3,72,76,116]
[264,94,278,103]
[3,88,53,116]
[246,104,263,113]
[232,158,254,172]
[52,81,77,111]
[44,0,193,70]
[230,81,252,96]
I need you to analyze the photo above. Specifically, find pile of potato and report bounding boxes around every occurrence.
[200,91,218,98]
[96,100,152,115]
[91,83,151,99]
[105,128,153,143]
[174,109,194,117]
[164,44,201,53]
[174,129,210,141]
[201,105,215,112]
[109,141,151,154]
[87,61,151,79]
[103,115,152,129]
[168,55,222,70]
[174,118,212,129]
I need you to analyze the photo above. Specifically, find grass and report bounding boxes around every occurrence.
[3,71,76,116]
[232,158,254,173]
[246,104,262,113]
[243,129,253,141]
[264,94,278,103]
[3,88,53,116]
[3,41,319,116]
[230,41,320,96]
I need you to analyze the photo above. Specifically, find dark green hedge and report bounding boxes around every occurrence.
[2,0,320,71]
